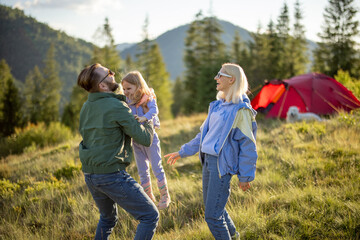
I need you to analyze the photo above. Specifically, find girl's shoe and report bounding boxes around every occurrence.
[157,178,171,210]
[141,181,156,203]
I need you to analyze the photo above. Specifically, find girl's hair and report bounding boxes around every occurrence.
[216,63,248,103]
[77,63,102,92]
[121,71,152,104]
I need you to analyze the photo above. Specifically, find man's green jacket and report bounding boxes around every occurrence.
[79,92,154,174]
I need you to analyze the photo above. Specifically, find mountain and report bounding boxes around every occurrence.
[0,5,94,107]
[1,3,317,106]
[120,19,318,80]
[120,19,253,80]
[116,42,135,52]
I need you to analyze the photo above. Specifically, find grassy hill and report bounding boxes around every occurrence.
[1,111,359,239]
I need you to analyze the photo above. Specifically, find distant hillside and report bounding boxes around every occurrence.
[120,19,317,80]
[120,19,253,80]
[116,42,135,52]
[0,5,94,106]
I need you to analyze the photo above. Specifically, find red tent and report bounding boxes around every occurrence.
[251,73,360,118]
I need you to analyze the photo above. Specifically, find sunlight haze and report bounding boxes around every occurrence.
[0,0,347,45]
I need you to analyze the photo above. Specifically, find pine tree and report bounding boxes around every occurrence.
[0,60,22,137]
[183,13,227,113]
[24,65,44,123]
[144,43,173,119]
[136,17,173,120]
[1,77,22,137]
[276,3,292,79]
[267,19,282,79]
[0,59,11,122]
[247,25,272,90]
[231,31,249,69]
[124,54,136,73]
[41,44,61,124]
[313,0,359,77]
[198,16,227,112]
[136,16,152,81]
[61,85,88,132]
[290,0,309,76]
[91,18,122,72]
[171,77,186,117]
[183,12,204,113]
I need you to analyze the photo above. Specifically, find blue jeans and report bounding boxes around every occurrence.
[202,154,236,240]
[84,171,159,240]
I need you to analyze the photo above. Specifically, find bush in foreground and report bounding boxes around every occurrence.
[0,122,73,157]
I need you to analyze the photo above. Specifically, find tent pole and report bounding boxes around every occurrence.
[314,90,340,113]
[333,90,360,107]
[277,89,289,118]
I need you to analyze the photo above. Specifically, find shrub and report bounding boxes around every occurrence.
[0,179,20,198]
[54,163,81,180]
[335,70,360,99]
[0,122,73,157]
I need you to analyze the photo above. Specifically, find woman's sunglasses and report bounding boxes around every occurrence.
[215,72,232,78]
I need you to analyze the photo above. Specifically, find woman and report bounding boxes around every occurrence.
[164,63,258,240]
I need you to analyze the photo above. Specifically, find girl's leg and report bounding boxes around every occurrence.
[203,154,233,240]
[147,134,170,209]
[133,143,151,184]
[133,143,156,202]
[147,133,165,182]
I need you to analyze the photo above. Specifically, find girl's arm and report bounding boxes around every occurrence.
[143,98,158,120]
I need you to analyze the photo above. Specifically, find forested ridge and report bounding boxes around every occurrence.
[0,5,94,103]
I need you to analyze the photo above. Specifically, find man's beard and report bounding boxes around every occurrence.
[108,82,119,92]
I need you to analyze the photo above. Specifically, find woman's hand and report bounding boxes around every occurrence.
[239,182,250,191]
[164,152,181,165]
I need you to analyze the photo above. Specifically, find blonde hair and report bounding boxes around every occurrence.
[216,63,248,103]
[77,63,102,92]
[121,71,152,104]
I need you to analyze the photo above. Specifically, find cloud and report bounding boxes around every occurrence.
[13,0,123,13]
[13,0,39,10]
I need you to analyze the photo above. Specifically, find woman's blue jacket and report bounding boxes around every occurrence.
[178,95,258,182]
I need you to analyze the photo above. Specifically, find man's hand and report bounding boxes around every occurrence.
[134,115,147,123]
[164,152,181,165]
[137,116,147,123]
[239,182,250,191]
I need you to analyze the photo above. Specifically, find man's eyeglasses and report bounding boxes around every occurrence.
[99,69,115,84]
[215,72,232,79]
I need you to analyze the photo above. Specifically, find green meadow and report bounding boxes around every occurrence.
[1,111,359,240]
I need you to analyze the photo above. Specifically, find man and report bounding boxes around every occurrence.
[77,63,159,240]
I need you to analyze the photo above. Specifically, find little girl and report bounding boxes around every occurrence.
[121,71,170,210]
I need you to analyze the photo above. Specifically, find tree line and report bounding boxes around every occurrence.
[0,0,359,138]
[0,4,94,107]
[177,0,359,115]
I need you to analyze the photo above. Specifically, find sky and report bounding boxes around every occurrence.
[1,0,359,45]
